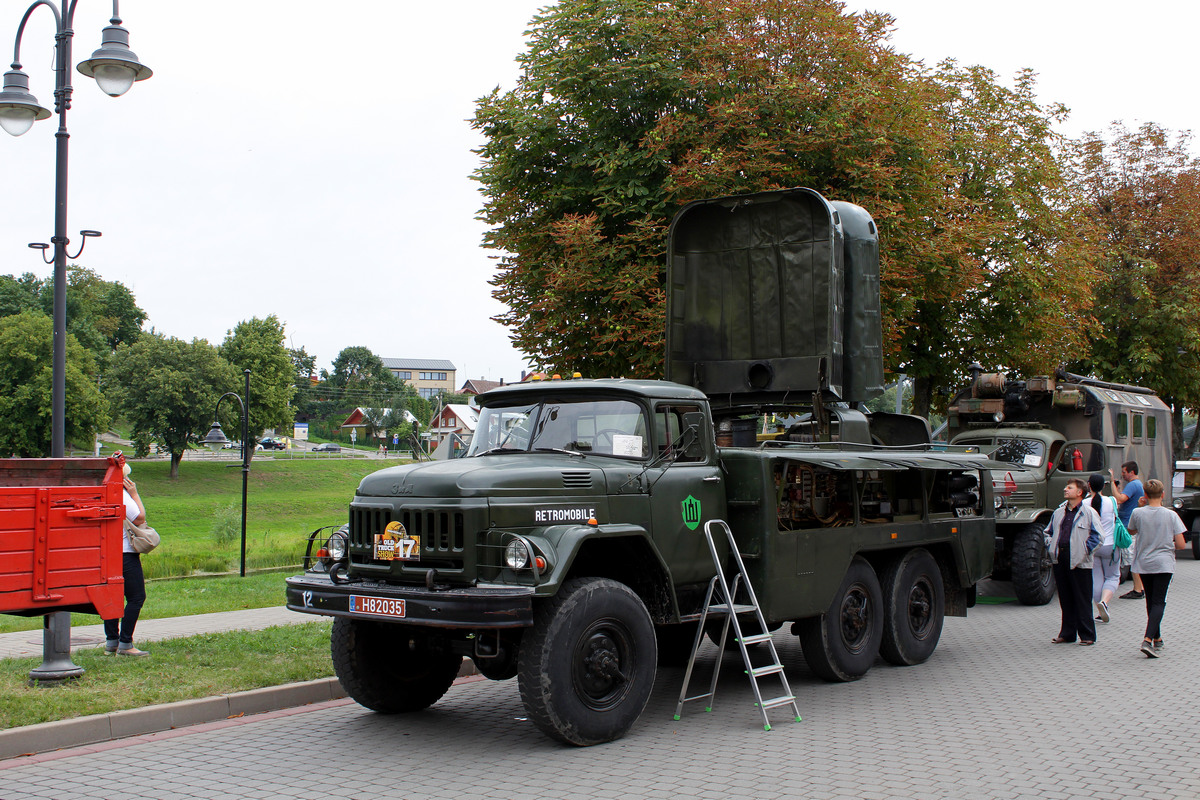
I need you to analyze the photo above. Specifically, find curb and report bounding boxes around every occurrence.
[0,678,347,761]
[2,660,480,761]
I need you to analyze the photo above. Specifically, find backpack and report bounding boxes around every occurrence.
[1111,497,1133,550]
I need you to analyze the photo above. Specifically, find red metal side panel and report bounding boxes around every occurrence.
[0,458,125,618]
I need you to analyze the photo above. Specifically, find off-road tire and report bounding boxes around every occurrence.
[331,617,462,713]
[517,577,657,746]
[879,549,945,666]
[1011,523,1055,605]
[797,557,883,682]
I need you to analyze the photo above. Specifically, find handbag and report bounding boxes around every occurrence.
[1110,497,1133,550]
[124,517,160,554]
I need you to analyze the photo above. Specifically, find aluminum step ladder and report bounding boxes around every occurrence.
[673,519,801,731]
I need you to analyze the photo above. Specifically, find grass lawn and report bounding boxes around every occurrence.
[0,622,334,728]
[123,456,409,578]
[0,572,292,634]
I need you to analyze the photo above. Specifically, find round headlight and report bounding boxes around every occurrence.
[505,539,530,569]
[1173,498,1183,509]
[327,528,348,560]
[994,495,1004,510]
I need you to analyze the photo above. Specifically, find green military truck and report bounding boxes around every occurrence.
[947,366,1173,604]
[286,188,997,746]
[1170,460,1200,559]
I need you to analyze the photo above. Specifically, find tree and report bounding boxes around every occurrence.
[1071,122,1200,460]
[474,0,1088,407]
[219,315,297,447]
[0,311,109,456]
[0,273,41,319]
[108,334,238,478]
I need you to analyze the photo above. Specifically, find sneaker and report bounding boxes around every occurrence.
[1140,640,1158,658]
[1154,640,1164,654]
[1120,590,1144,599]
[116,646,150,657]
[103,640,118,655]
[1097,600,1110,623]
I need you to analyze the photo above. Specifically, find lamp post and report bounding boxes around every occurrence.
[200,369,252,577]
[4,1,151,686]
[1,1,152,457]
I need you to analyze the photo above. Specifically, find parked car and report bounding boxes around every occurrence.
[312,443,341,453]
[1171,460,1200,559]
[259,437,287,450]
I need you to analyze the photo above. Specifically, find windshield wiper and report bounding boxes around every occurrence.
[473,446,525,457]
[533,447,585,458]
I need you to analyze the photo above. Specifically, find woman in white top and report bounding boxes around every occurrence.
[1086,473,1119,623]
[103,462,150,656]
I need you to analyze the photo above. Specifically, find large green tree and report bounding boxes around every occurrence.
[108,334,238,478]
[218,315,297,447]
[1071,122,1200,459]
[473,0,1089,408]
[0,311,110,456]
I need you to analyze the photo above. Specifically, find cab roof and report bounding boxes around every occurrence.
[475,378,708,406]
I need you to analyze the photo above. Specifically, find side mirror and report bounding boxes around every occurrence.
[681,412,706,459]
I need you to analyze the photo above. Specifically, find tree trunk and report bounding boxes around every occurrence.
[170,451,182,479]
[1171,403,1184,467]
[911,375,934,420]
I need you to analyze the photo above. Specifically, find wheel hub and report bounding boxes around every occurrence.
[573,623,633,710]
[908,580,933,636]
[840,586,872,653]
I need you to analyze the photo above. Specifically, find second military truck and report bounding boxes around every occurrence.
[948,365,1173,604]
[287,188,997,746]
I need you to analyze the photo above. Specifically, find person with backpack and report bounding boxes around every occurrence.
[1085,473,1120,623]
[1127,479,1187,657]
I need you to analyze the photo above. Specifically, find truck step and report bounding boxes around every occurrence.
[738,633,773,645]
[757,695,797,709]
[747,664,784,678]
[707,603,757,615]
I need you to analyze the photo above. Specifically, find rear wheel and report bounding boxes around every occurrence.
[879,549,945,666]
[517,578,657,746]
[331,618,462,713]
[797,557,883,682]
[1011,523,1054,605]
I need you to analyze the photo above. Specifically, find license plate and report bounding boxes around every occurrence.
[375,522,420,561]
[349,595,406,618]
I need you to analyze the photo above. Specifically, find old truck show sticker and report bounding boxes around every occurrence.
[374,520,420,561]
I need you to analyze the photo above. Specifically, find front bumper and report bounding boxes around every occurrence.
[285,572,534,629]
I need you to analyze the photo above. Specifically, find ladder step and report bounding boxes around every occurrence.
[748,664,784,678]
[707,603,758,615]
[757,695,797,709]
[739,633,773,645]
[682,691,715,703]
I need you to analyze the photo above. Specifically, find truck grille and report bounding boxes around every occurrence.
[349,503,486,576]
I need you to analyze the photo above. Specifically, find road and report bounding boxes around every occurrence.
[4,561,1199,800]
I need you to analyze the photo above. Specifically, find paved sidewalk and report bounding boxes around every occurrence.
[0,606,312,661]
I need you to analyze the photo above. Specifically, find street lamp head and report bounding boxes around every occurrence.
[200,420,231,453]
[76,20,153,97]
[0,67,51,137]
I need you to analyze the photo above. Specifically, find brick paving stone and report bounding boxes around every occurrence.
[3,566,1200,798]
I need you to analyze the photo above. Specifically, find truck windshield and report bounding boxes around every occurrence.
[468,398,650,459]
[961,437,1046,468]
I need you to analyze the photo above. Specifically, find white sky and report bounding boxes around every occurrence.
[2,1,1196,384]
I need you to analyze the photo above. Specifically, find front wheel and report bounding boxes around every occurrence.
[797,557,883,682]
[1011,523,1055,605]
[331,618,462,713]
[517,578,657,746]
[879,549,945,666]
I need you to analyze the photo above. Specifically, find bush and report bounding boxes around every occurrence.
[211,502,240,545]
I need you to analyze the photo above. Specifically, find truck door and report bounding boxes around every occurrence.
[646,403,726,586]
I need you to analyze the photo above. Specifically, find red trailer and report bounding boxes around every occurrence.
[0,457,126,620]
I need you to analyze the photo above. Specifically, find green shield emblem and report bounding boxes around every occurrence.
[681,495,702,531]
